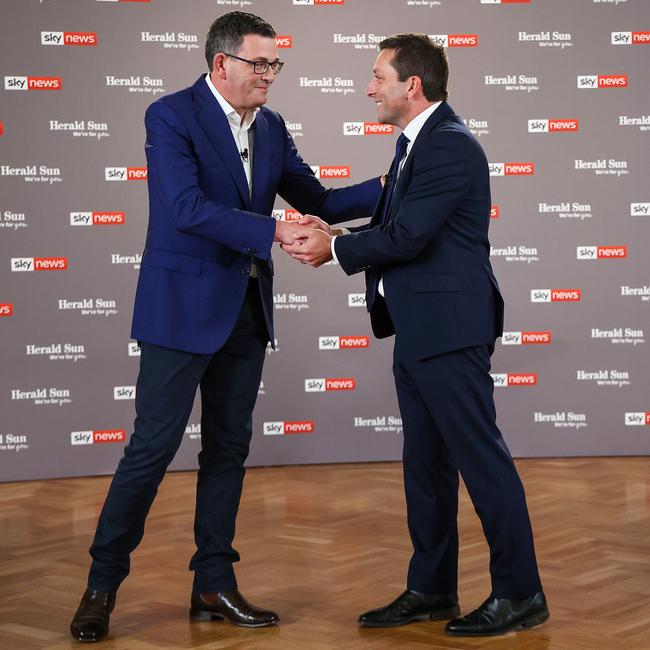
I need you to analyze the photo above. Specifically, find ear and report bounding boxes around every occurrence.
[406,75,423,99]
[212,53,228,80]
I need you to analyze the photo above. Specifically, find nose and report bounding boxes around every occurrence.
[366,80,375,97]
[261,67,276,83]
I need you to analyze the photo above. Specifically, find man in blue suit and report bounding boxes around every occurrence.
[70,12,380,642]
[285,34,549,637]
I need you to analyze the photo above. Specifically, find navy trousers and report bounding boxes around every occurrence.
[88,280,268,594]
[393,343,542,599]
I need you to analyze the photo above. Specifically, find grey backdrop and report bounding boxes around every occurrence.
[1,0,648,483]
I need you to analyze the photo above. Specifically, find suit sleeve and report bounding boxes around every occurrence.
[144,100,275,260]
[334,132,474,274]
[275,119,381,225]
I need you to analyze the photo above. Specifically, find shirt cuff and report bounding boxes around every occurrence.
[330,228,351,265]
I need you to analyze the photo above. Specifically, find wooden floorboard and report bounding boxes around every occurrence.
[1,458,649,649]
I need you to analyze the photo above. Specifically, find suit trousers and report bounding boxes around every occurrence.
[393,343,542,599]
[87,279,268,594]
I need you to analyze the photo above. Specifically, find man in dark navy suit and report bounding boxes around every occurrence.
[70,12,380,642]
[285,34,549,637]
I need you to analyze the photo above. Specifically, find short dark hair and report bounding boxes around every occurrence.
[379,33,448,102]
[205,12,276,71]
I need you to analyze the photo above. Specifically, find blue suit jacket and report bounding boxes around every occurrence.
[335,102,504,360]
[131,76,380,353]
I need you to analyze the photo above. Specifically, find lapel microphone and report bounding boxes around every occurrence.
[240,148,249,163]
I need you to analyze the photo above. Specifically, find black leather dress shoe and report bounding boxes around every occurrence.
[189,590,279,628]
[358,589,460,627]
[445,591,549,636]
[70,589,116,643]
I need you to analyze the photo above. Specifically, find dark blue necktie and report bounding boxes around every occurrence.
[380,133,409,224]
[367,133,409,310]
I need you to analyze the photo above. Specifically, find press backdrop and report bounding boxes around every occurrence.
[1,0,648,482]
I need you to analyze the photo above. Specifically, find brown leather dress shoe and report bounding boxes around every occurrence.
[70,589,116,643]
[189,590,279,628]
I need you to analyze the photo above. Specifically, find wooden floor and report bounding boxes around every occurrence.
[1,458,650,649]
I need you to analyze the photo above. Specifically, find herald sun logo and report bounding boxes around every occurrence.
[489,162,535,176]
[428,34,479,47]
[490,206,500,219]
[631,203,650,216]
[70,429,126,446]
[105,167,147,181]
[272,209,302,221]
[502,331,552,345]
[576,245,627,260]
[528,119,579,133]
[4,76,62,91]
[311,166,350,179]
[41,31,98,46]
[70,211,126,226]
[343,122,394,136]
[11,257,68,272]
[611,31,650,45]
[491,373,538,387]
[577,74,628,88]
[263,420,315,435]
[305,378,357,392]
[318,336,370,350]
[0,303,13,317]
[530,289,581,302]
[276,35,292,48]
[624,412,650,426]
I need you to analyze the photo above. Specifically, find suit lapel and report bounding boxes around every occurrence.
[192,77,251,209]
[386,102,456,221]
[250,112,270,212]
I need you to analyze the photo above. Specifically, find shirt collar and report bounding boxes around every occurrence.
[402,101,442,147]
[204,73,258,130]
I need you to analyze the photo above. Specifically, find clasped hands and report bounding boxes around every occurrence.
[274,215,334,267]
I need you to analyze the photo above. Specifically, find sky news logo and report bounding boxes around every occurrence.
[263,420,315,435]
[272,209,302,221]
[70,211,125,226]
[305,377,356,391]
[491,373,537,387]
[71,429,126,445]
[276,35,292,48]
[0,121,4,136]
[531,289,581,302]
[491,206,500,218]
[631,203,650,216]
[502,331,552,345]
[348,293,366,307]
[4,76,62,91]
[624,412,650,426]
[113,385,135,400]
[481,0,530,3]
[311,165,350,179]
[611,31,650,45]
[577,74,628,88]
[489,162,534,176]
[11,257,68,272]
[0,303,13,317]
[343,122,394,136]
[41,31,97,46]
[293,0,344,4]
[577,245,627,260]
[105,167,147,181]
[428,34,478,47]
[319,336,369,350]
[528,119,578,133]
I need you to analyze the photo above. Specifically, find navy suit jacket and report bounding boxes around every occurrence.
[335,102,504,360]
[131,76,381,354]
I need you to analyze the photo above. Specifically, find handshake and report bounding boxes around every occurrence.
[273,214,336,267]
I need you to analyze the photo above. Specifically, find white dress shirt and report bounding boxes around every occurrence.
[332,101,442,297]
[205,74,259,276]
